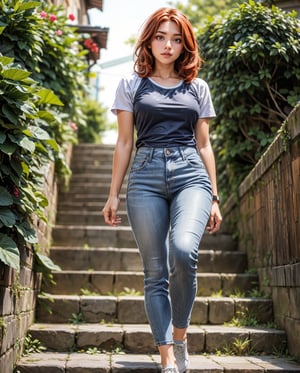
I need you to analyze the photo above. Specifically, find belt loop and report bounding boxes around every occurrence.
[149,147,154,161]
[179,146,185,161]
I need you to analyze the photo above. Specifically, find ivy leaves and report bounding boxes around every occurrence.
[0,1,87,271]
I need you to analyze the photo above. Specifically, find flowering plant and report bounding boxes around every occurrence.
[83,37,99,54]
[81,34,101,63]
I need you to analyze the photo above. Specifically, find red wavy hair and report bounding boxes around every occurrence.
[134,7,202,83]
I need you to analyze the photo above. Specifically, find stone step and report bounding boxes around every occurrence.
[52,225,136,247]
[25,323,287,355]
[57,193,126,207]
[71,143,115,155]
[70,155,116,166]
[16,352,300,372]
[70,173,126,183]
[58,192,126,203]
[17,352,300,372]
[51,225,237,251]
[49,247,247,273]
[62,182,126,194]
[71,161,112,173]
[42,270,258,296]
[36,294,273,325]
[71,162,115,173]
[57,200,122,212]
[72,158,115,168]
[56,210,129,225]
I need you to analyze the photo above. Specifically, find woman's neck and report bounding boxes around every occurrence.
[150,67,181,86]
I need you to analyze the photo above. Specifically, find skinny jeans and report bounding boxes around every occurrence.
[126,146,212,346]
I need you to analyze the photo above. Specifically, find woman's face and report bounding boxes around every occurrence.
[150,20,183,66]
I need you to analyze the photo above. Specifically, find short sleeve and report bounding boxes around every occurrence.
[194,78,216,118]
[111,73,142,115]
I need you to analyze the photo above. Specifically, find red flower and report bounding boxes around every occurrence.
[91,44,99,53]
[40,11,47,18]
[69,122,78,131]
[13,187,20,198]
[56,29,63,36]
[49,14,57,22]
[68,14,75,21]
[84,38,93,48]
[83,38,99,53]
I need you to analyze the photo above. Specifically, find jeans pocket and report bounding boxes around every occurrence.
[130,148,151,172]
[183,148,204,170]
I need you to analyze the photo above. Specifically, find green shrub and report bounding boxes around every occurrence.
[77,98,107,143]
[198,1,300,199]
[0,1,88,270]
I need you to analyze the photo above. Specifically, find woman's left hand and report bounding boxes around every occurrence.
[206,203,222,234]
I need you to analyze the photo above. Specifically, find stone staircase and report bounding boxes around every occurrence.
[16,144,300,372]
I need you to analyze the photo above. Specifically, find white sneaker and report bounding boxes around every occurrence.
[161,365,179,373]
[174,341,189,373]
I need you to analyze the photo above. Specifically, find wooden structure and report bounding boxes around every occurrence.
[49,0,109,63]
[274,0,300,13]
[224,105,300,359]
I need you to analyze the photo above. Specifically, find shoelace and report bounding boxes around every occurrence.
[162,368,178,373]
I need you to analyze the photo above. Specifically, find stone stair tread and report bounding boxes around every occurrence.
[43,270,258,297]
[70,173,124,179]
[37,293,270,301]
[54,224,132,230]
[48,269,257,278]
[56,201,116,210]
[61,183,126,194]
[52,226,237,251]
[27,323,287,356]
[57,194,126,201]
[36,293,273,325]
[49,269,256,277]
[15,352,300,372]
[49,247,246,273]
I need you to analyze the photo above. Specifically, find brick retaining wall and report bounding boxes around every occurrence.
[0,145,72,373]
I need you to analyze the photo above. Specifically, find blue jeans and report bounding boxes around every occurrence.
[126,146,212,346]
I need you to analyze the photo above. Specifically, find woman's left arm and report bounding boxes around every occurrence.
[195,118,222,234]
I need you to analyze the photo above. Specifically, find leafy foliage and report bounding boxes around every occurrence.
[23,333,46,355]
[0,1,88,270]
[0,56,60,270]
[173,0,245,31]
[77,98,108,143]
[197,1,300,198]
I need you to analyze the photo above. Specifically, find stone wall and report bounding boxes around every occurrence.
[223,105,300,360]
[0,144,73,372]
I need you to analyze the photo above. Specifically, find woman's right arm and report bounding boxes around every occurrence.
[102,110,134,226]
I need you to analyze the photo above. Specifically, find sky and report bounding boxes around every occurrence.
[88,0,183,139]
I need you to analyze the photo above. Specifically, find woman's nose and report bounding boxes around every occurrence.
[165,40,172,49]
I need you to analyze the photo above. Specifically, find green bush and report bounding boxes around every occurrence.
[0,1,88,270]
[77,98,108,143]
[198,1,300,199]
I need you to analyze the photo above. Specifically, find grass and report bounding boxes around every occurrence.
[23,334,46,355]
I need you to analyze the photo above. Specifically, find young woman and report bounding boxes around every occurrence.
[102,7,222,373]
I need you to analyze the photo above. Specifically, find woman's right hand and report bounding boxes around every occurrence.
[102,196,121,226]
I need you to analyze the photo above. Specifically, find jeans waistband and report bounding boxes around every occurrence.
[136,146,197,161]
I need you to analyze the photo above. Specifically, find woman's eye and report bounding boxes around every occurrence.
[156,35,164,41]
[174,38,182,44]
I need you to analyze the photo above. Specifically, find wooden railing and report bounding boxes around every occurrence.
[223,104,300,360]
